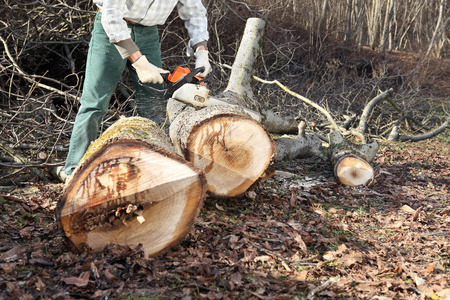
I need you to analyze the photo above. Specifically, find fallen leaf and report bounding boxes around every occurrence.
[0,263,15,274]
[410,271,425,287]
[436,288,450,299]
[61,271,90,287]
[412,206,423,221]
[421,262,435,275]
[293,270,308,281]
[35,277,46,291]
[287,219,302,230]
[294,234,308,254]
[92,289,112,299]
[0,245,26,262]
[338,251,364,267]
[289,192,298,208]
[387,220,403,229]
[323,244,347,261]
[19,226,34,238]
[215,203,225,211]
[229,272,242,290]
[254,255,271,263]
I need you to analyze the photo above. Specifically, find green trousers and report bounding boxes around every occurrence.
[64,12,163,175]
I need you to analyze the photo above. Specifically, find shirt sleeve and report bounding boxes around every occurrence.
[177,0,209,56]
[100,0,132,43]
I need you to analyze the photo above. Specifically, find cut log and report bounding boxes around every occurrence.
[327,130,378,187]
[56,116,206,257]
[168,103,276,197]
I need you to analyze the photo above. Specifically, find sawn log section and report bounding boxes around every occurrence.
[56,117,206,257]
[169,103,276,197]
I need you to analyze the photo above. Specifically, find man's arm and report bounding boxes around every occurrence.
[128,50,142,63]
[177,0,209,55]
[177,0,211,76]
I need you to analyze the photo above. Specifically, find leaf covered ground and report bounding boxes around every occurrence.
[0,135,449,300]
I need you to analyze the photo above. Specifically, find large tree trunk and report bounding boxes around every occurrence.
[56,116,206,257]
[168,102,276,197]
[218,18,298,134]
[166,18,284,197]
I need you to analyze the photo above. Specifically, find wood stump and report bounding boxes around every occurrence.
[56,116,206,257]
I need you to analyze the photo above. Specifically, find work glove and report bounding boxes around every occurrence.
[132,55,169,84]
[194,49,212,77]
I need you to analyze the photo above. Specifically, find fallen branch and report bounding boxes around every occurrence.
[385,97,430,132]
[328,131,378,186]
[251,75,380,186]
[389,120,449,142]
[0,142,49,181]
[253,76,340,132]
[356,88,394,141]
[274,121,323,162]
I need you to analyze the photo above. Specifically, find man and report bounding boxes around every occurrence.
[59,0,211,181]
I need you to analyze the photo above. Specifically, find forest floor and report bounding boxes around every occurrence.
[0,132,449,300]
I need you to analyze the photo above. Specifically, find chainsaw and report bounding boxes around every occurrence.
[138,66,261,122]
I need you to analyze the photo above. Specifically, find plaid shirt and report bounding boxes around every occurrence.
[94,0,208,52]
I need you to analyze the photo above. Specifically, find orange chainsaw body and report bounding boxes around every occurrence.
[167,67,205,85]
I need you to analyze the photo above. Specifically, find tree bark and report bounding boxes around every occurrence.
[345,0,353,42]
[424,0,446,58]
[56,116,206,257]
[166,18,303,197]
[221,18,298,134]
[380,0,395,52]
[356,88,394,141]
[318,0,329,33]
[274,122,323,162]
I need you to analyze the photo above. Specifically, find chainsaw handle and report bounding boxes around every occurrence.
[161,72,170,83]
[186,67,205,82]
[195,65,215,84]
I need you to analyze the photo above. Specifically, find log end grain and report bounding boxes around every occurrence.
[57,139,206,257]
[334,155,374,187]
[186,114,276,197]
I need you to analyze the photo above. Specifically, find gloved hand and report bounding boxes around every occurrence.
[132,55,169,84]
[194,49,212,77]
